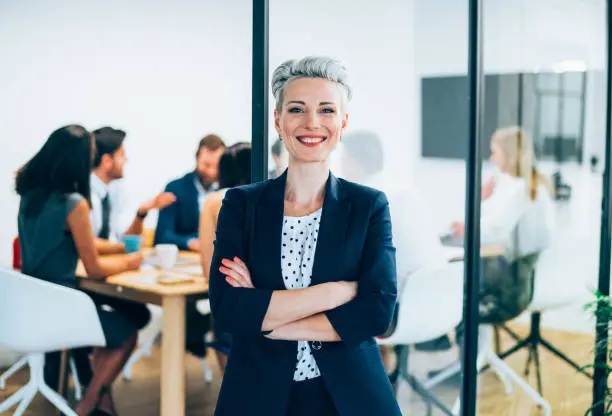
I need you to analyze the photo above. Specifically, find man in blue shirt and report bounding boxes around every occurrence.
[154,134,225,358]
[154,134,226,251]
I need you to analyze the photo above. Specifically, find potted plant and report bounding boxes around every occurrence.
[585,292,612,415]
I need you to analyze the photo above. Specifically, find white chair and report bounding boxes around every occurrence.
[494,268,592,395]
[0,348,85,401]
[377,263,465,415]
[424,325,551,415]
[122,300,214,383]
[0,268,105,416]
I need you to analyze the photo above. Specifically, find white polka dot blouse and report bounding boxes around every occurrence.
[281,208,322,382]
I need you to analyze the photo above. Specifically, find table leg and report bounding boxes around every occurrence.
[57,350,69,397]
[56,350,70,415]
[161,295,186,416]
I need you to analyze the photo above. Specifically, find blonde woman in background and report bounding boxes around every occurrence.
[451,126,555,322]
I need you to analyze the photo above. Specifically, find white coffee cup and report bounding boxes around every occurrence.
[155,244,179,270]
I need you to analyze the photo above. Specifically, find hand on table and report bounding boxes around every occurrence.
[187,238,201,252]
[126,252,143,271]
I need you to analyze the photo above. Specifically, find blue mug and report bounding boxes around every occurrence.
[122,235,142,254]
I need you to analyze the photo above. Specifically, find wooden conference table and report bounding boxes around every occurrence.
[76,250,208,416]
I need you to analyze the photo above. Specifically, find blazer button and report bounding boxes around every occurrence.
[311,341,322,351]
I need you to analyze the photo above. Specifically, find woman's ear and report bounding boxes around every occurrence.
[341,113,349,130]
[274,109,282,136]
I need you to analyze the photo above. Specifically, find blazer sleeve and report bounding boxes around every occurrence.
[208,188,274,336]
[325,191,398,345]
[155,182,193,250]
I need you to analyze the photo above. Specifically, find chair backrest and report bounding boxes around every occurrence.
[0,268,106,353]
[12,237,21,270]
[378,262,464,345]
[529,248,590,311]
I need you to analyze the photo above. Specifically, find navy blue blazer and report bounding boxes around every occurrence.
[154,172,200,250]
[209,171,401,416]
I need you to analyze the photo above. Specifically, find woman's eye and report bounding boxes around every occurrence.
[288,107,303,113]
[321,108,335,114]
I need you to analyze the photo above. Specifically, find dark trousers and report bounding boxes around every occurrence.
[285,377,339,416]
[44,348,93,392]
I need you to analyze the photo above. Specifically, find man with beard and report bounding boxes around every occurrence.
[154,134,226,251]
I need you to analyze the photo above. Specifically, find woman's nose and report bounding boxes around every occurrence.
[304,112,321,129]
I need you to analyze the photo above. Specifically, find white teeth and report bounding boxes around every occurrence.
[298,137,325,144]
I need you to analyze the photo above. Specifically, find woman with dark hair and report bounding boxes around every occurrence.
[199,142,251,371]
[200,142,252,276]
[16,125,150,416]
[217,142,252,190]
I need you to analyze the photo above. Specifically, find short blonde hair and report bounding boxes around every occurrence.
[271,56,352,112]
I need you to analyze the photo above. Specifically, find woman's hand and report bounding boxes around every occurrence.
[481,176,496,200]
[220,257,254,288]
[450,221,465,238]
[324,281,358,309]
[126,252,143,271]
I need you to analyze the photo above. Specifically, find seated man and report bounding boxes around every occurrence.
[155,134,226,251]
[91,126,176,254]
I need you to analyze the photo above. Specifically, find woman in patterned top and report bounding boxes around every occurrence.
[209,57,401,416]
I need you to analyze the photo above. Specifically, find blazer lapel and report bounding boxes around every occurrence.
[310,173,351,286]
[186,172,200,229]
[252,173,287,290]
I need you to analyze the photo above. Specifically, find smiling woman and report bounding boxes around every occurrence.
[272,58,350,167]
[208,56,401,416]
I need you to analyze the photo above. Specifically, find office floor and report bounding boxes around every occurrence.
[0,325,594,415]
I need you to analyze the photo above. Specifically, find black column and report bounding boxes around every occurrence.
[251,0,269,183]
[460,0,484,414]
[592,1,612,414]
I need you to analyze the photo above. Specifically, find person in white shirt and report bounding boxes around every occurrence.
[340,130,448,369]
[91,127,176,255]
[450,126,555,322]
[269,137,289,179]
[92,127,213,359]
[341,130,447,292]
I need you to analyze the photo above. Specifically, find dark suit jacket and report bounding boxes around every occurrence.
[154,172,201,250]
[209,171,401,416]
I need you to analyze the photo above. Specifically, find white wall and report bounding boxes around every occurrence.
[415,0,605,75]
[0,0,253,266]
[270,0,418,179]
[0,0,417,267]
[414,0,607,162]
